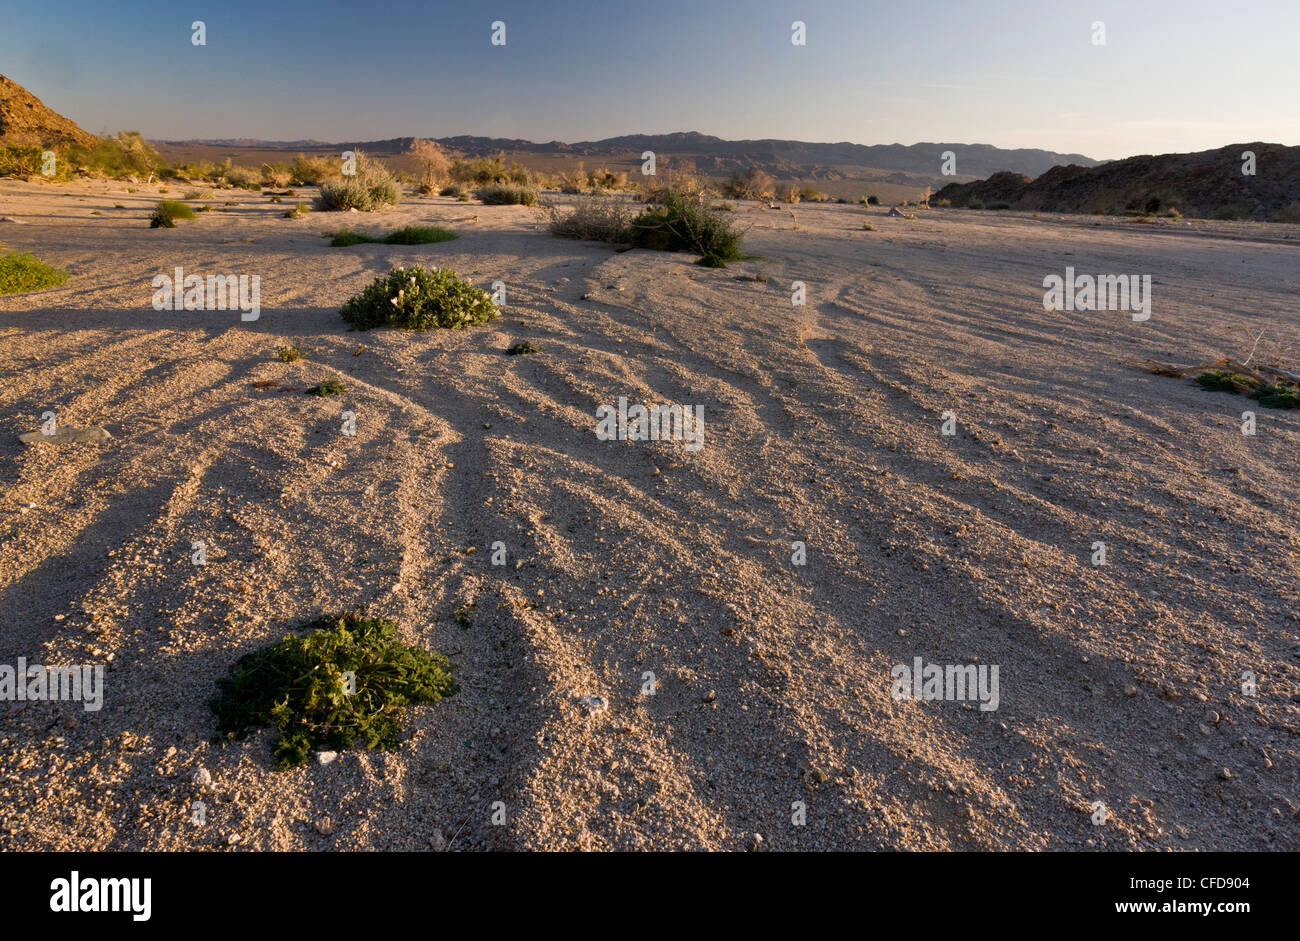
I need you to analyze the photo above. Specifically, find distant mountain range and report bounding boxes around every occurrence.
[157,131,1100,181]
[932,143,1300,220]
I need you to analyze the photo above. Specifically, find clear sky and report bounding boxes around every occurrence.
[2,0,1296,160]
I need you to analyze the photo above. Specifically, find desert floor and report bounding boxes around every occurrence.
[0,179,1296,851]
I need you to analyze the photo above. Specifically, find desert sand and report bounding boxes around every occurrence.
[0,179,1296,851]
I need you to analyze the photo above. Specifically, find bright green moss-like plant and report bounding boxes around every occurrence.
[340,265,496,331]
[306,377,346,396]
[209,612,458,769]
[150,199,196,228]
[0,252,69,295]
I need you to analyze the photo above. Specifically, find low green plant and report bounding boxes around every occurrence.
[0,252,69,295]
[340,265,497,331]
[277,344,305,362]
[307,377,347,396]
[183,188,214,200]
[1257,384,1300,409]
[506,340,539,355]
[475,184,537,206]
[209,612,458,769]
[439,183,467,198]
[149,199,196,228]
[283,202,310,218]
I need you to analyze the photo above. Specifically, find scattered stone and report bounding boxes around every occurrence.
[1218,767,1233,781]
[1123,685,1138,697]
[748,832,764,851]
[577,695,608,715]
[192,768,212,788]
[315,815,334,835]
[702,689,717,703]
[315,750,338,765]
[430,828,447,851]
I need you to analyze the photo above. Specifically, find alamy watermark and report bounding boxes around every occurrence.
[890,657,1000,711]
[1043,266,1150,321]
[595,396,704,451]
[1,659,104,711]
[151,266,261,321]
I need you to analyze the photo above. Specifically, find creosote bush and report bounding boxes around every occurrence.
[0,252,70,295]
[209,612,458,769]
[625,190,745,266]
[150,199,197,228]
[340,265,497,331]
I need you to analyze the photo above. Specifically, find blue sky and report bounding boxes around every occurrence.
[1,0,1296,160]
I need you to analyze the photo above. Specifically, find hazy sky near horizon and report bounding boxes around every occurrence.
[2,0,1296,160]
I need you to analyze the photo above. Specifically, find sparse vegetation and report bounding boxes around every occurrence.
[261,162,292,188]
[475,184,537,206]
[339,265,497,331]
[0,252,69,295]
[723,168,775,200]
[150,199,196,228]
[546,196,632,242]
[316,152,401,211]
[450,153,530,187]
[1274,202,1300,224]
[506,341,539,355]
[328,225,457,247]
[864,195,880,206]
[276,344,305,363]
[283,202,310,218]
[209,611,457,770]
[625,190,745,267]
[409,139,452,194]
[223,165,262,190]
[290,154,338,186]
[439,183,467,198]
[183,187,214,200]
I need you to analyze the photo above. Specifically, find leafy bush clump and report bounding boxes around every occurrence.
[1195,368,1300,409]
[439,183,467,198]
[506,340,539,355]
[625,190,745,266]
[150,199,197,228]
[223,165,262,190]
[276,344,305,362]
[283,202,310,218]
[475,184,537,206]
[1258,384,1300,409]
[0,252,70,295]
[328,225,458,247]
[340,265,497,331]
[209,612,458,769]
[316,153,401,212]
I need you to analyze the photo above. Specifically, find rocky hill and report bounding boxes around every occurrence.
[0,74,98,149]
[932,143,1300,220]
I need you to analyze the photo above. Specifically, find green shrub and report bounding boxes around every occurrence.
[864,195,880,206]
[62,131,166,180]
[506,341,539,355]
[283,202,310,218]
[222,165,262,190]
[290,154,338,186]
[439,183,467,198]
[625,190,744,266]
[183,187,214,200]
[307,377,347,396]
[475,184,537,206]
[1257,384,1300,409]
[316,152,401,211]
[0,252,69,295]
[547,196,631,242]
[209,612,458,770]
[0,144,44,178]
[340,265,497,331]
[150,199,197,228]
[276,344,305,362]
[328,225,458,247]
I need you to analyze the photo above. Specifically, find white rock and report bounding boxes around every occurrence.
[316,750,338,765]
[192,768,212,788]
[577,695,608,715]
